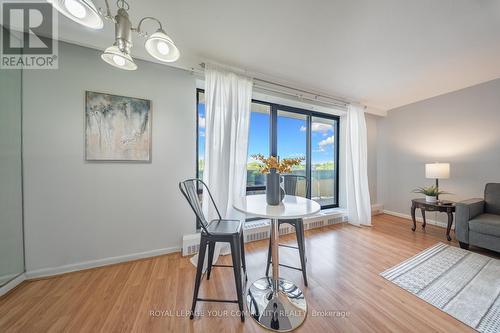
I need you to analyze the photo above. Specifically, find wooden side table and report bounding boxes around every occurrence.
[411,198,456,241]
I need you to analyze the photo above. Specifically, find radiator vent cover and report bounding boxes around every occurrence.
[305,220,324,230]
[186,244,200,256]
[182,211,348,256]
[328,216,344,225]
[246,231,270,242]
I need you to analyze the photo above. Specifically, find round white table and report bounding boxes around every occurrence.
[233,194,320,332]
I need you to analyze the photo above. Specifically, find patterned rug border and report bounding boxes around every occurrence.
[381,242,448,280]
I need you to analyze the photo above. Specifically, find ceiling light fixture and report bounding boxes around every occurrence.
[101,45,137,70]
[143,27,180,62]
[49,0,180,70]
[48,0,103,29]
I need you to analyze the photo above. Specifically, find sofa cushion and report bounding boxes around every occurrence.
[484,183,500,215]
[469,213,500,237]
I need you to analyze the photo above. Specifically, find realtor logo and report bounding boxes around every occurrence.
[1,1,58,69]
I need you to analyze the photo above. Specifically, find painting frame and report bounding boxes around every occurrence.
[84,91,152,163]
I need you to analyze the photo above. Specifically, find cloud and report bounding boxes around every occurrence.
[300,123,333,133]
[198,116,205,128]
[318,135,335,149]
[313,123,333,133]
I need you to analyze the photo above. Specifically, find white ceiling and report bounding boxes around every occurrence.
[55,0,500,111]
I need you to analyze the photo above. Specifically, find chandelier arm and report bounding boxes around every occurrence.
[99,0,116,23]
[134,17,163,37]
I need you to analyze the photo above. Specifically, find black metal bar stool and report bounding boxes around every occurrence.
[265,174,309,286]
[179,179,247,322]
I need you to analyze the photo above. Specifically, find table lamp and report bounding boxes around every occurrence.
[425,163,450,201]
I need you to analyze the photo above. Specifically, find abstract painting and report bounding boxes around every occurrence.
[85,91,151,162]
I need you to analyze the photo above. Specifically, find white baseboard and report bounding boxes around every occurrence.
[383,209,451,229]
[25,246,180,280]
[0,273,25,297]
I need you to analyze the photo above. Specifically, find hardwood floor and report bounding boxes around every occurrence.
[0,214,491,332]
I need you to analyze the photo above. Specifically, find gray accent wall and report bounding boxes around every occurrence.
[23,42,196,272]
[0,57,24,285]
[377,78,500,221]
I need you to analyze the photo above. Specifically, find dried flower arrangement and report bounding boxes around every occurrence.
[251,154,304,174]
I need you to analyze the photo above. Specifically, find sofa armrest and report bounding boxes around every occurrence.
[455,199,484,243]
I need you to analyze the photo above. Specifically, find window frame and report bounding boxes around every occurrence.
[196,89,340,209]
[196,88,202,191]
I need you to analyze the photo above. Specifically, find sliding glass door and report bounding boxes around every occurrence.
[247,102,271,191]
[276,109,308,197]
[311,117,338,207]
[276,107,339,208]
[196,89,340,209]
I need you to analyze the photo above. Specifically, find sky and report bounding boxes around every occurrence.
[198,103,336,165]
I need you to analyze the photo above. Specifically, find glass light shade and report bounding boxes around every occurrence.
[425,163,450,179]
[48,0,103,29]
[101,46,137,70]
[145,30,180,62]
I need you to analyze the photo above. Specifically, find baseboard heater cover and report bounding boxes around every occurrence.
[182,211,348,256]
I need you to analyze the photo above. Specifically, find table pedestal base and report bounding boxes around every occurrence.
[246,277,307,332]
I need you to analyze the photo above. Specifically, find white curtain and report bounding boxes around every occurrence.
[191,63,253,268]
[344,104,372,226]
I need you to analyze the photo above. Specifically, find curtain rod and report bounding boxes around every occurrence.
[197,62,352,110]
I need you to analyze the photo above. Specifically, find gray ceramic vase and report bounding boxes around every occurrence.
[266,169,285,205]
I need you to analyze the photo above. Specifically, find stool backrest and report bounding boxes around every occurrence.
[282,174,309,198]
[179,179,221,234]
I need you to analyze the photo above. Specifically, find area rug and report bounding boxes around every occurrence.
[381,243,500,333]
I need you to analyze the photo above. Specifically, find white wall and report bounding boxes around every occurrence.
[23,42,197,273]
[377,78,500,222]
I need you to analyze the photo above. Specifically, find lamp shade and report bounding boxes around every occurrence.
[48,0,103,29]
[101,46,137,70]
[145,30,180,62]
[425,163,450,179]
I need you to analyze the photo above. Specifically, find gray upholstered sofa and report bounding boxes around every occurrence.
[456,183,500,253]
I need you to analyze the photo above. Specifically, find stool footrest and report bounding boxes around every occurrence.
[269,261,303,272]
[197,298,239,303]
[279,243,299,249]
[212,264,233,268]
